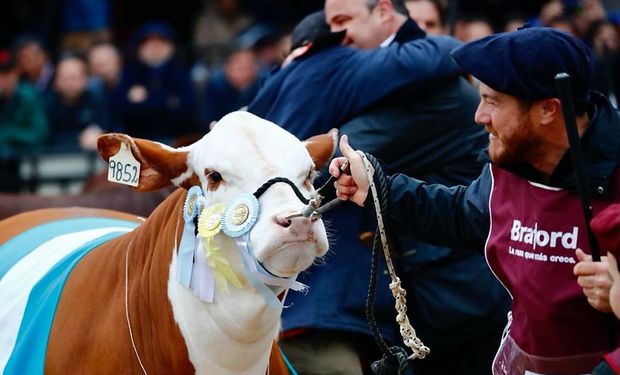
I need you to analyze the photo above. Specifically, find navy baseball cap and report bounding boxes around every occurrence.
[451,26,594,103]
[290,11,345,51]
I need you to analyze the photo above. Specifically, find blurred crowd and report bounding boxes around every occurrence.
[0,0,619,193]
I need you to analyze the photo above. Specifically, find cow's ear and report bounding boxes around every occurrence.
[304,128,338,171]
[97,133,200,191]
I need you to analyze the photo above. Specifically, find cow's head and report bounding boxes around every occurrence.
[98,111,336,277]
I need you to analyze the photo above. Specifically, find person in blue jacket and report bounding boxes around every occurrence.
[326,0,511,373]
[112,22,194,143]
[250,3,509,374]
[247,11,463,140]
[331,26,620,375]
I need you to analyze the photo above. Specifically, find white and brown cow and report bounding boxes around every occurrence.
[0,111,336,374]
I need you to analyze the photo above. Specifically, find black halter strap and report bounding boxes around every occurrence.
[253,177,311,204]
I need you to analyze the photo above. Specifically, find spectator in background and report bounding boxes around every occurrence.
[588,20,620,107]
[60,0,111,54]
[504,12,527,31]
[454,14,494,42]
[113,22,194,142]
[529,0,566,27]
[88,42,122,91]
[0,50,48,192]
[199,45,259,131]
[236,23,292,68]
[549,15,578,34]
[45,55,107,150]
[573,0,609,37]
[405,0,446,34]
[86,42,124,140]
[13,35,54,94]
[193,0,254,68]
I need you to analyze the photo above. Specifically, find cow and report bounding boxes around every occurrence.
[0,111,337,374]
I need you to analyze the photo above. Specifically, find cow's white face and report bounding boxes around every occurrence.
[188,112,329,276]
[98,111,335,278]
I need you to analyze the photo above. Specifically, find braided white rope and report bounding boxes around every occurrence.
[358,151,430,360]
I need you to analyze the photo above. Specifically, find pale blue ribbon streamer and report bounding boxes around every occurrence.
[189,235,216,303]
[235,235,307,308]
[177,221,197,288]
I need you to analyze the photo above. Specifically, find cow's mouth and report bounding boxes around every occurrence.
[259,241,319,277]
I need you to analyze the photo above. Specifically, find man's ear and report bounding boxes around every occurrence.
[97,133,200,191]
[540,98,562,126]
[377,0,395,19]
[304,128,338,171]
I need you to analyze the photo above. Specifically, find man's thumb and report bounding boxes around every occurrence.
[339,134,355,158]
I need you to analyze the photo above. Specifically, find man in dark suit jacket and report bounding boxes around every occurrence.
[251,4,509,374]
[322,0,510,374]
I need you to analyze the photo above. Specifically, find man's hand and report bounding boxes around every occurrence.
[574,248,612,312]
[328,135,370,207]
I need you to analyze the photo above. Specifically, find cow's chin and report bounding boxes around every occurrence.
[257,242,322,278]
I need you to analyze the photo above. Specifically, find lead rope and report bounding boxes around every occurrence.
[358,152,429,374]
[125,239,149,375]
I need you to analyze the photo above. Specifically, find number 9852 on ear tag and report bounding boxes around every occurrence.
[107,142,141,187]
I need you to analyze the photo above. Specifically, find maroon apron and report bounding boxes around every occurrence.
[486,165,620,375]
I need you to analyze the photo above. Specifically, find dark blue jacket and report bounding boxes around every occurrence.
[112,58,194,142]
[248,31,463,140]
[252,19,501,347]
[45,88,107,149]
[199,68,261,132]
[325,20,512,353]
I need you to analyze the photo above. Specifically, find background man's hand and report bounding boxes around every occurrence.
[328,135,370,206]
[574,248,613,312]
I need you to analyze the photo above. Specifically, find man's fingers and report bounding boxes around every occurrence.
[336,184,358,196]
[573,259,606,276]
[337,175,355,186]
[577,276,594,288]
[329,157,346,177]
[575,248,591,262]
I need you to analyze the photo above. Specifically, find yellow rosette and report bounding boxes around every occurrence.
[197,203,243,294]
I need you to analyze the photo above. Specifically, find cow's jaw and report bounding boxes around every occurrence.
[167,236,282,375]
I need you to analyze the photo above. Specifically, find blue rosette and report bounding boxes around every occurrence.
[221,194,260,238]
[183,186,204,223]
[178,186,205,288]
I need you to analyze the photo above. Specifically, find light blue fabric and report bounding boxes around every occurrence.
[0,218,136,280]
[0,218,137,375]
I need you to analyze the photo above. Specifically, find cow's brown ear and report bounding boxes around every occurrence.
[97,133,200,191]
[304,128,338,171]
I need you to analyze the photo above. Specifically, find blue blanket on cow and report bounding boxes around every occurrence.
[0,218,138,375]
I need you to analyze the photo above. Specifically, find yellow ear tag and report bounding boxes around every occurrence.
[197,203,243,293]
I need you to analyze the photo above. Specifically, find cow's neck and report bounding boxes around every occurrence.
[121,189,195,372]
[166,198,283,374]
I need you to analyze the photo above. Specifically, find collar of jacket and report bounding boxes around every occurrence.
[392,18,426,44]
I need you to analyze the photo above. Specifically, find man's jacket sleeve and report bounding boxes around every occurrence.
[386,163,492,252]
[342,35,463,115]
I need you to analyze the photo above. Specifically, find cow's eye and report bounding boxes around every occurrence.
[208,171,223,183]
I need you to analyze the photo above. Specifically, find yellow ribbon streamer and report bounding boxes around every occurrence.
[197,203,243,293]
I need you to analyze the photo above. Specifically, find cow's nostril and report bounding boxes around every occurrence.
[275,214,292,228]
